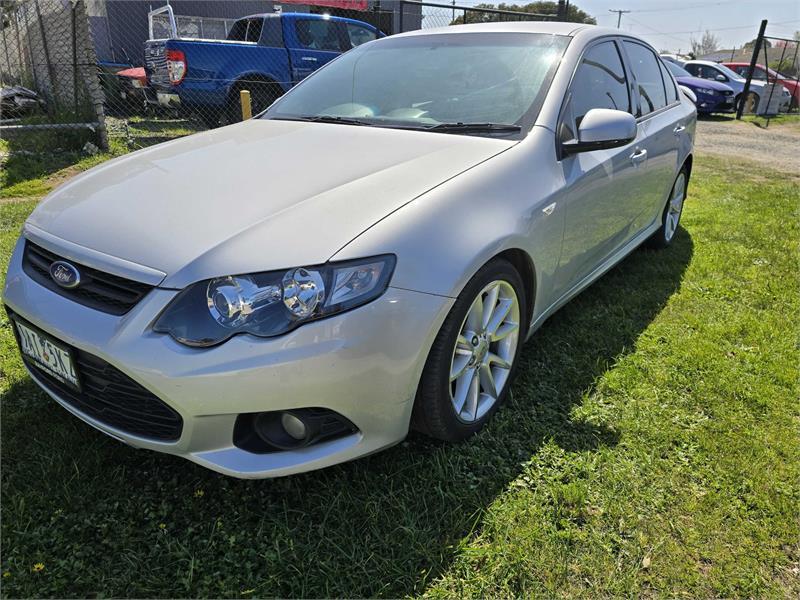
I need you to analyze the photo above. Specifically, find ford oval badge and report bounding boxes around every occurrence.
[49,261,81,289]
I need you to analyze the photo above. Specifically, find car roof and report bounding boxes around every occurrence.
[684,59,722,66]
[393,21,611,39]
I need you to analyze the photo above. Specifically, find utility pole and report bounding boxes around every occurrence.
[609,9,630,28]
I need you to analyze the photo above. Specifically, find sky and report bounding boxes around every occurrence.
[459,0,800,54]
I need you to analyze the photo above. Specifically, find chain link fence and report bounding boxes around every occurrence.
[2,0,559,154]
[1,0,107,152]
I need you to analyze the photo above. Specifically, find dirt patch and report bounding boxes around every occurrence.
[695,117,800,175]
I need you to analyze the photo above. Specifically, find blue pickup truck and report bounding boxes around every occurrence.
[144,11,382,126]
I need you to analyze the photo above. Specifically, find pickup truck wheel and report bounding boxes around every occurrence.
[226,81,282,124]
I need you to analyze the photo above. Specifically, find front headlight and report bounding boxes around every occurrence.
[154,255,396,347]
[697,88,718,96]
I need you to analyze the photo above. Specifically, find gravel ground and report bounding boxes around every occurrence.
[695,117,800,175]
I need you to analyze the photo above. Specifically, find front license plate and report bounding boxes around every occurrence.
[13,319,80,391]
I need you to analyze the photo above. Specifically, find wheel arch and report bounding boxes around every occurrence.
[494,248,536,332]
[682,153,693,179]
[226,73,285,102]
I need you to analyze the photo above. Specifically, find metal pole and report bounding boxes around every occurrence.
[737,19,767,119]
[12,10,26,86]
[399,0,404,33]
[34,0,60,114]
[609,9,630,28]
[72,1,80,118]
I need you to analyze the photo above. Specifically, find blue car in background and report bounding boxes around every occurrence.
[663,60,735,114]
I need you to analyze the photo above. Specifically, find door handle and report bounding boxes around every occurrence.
[629,148,648,164]
[673,124,686,134]
[301,56,318,62]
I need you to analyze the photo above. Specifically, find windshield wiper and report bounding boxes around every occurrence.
[423,122,522,134]
[272,115,372,126]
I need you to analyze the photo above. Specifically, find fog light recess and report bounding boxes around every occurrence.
[234,408,357,454]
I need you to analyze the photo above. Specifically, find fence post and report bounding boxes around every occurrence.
[399,0,404,33]
[737,19,767,119]
[34,0,60,115]
[240,89,252,120]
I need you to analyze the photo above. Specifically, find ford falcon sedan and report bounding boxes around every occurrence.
[4,22,695,478]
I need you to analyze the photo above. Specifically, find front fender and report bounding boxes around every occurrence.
[332,128,566,319]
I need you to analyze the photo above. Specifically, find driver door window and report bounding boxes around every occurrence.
[560,40,631,142]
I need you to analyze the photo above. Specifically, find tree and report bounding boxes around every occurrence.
[743,37,771,50]
[689,30,720,57]
[450,2,596,26]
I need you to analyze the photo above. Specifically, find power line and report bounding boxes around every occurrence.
[608,8,631,28]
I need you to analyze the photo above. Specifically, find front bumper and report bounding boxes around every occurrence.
[4,236,453,478]
[695,93,735,114]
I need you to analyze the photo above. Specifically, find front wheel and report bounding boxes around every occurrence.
[646,167,688,249]
[412,258,526,441]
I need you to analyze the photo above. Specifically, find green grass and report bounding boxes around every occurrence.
[1,156,798,598]
[0,138,126,199]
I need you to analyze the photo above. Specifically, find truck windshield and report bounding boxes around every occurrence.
[262,32,570,137]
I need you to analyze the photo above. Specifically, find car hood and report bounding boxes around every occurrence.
[27,119,513,288]
[675,75,733,91]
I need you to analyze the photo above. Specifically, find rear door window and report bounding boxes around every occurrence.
[659,60,679,104]
[227,18,263,43]
[226,19,248,41]
[294,19,347,52]
[623,41,667,115]
[346,24,377,48]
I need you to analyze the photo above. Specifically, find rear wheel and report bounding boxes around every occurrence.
[646,167,688,249]
[413,258,526,441]
[736,91,760,114]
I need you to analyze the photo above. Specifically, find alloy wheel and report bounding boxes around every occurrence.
[449,280,520,423]
[665,172,686,242]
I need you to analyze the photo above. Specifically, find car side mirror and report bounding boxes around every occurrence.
[715,74,727,82]
[678,85,697,103]
[562,108,637,156]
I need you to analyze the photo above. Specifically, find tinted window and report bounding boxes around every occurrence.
[566,41,630,135]
[226,19,248,41]
[295,19,347,52]
[624,41,667,115]
[346,24,376,48]
[246,18,263,43]
[659,60,679,103]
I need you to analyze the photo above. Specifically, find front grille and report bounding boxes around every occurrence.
[23,241,154,316]
[12,315,183,442]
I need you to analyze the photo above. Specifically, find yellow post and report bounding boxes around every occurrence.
[240,89,252,120]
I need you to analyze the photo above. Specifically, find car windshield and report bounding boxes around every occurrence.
[665,61,691,78]
[262,32,570,137]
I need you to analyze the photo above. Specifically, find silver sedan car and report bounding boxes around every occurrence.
[4,22,695,478]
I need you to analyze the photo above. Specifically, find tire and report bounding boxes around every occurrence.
[736,91,760,114]
[412,258,527,441]
[226,80,281,124]
[646,166,688,249]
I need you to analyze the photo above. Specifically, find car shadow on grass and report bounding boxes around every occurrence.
[0,229,693,598]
